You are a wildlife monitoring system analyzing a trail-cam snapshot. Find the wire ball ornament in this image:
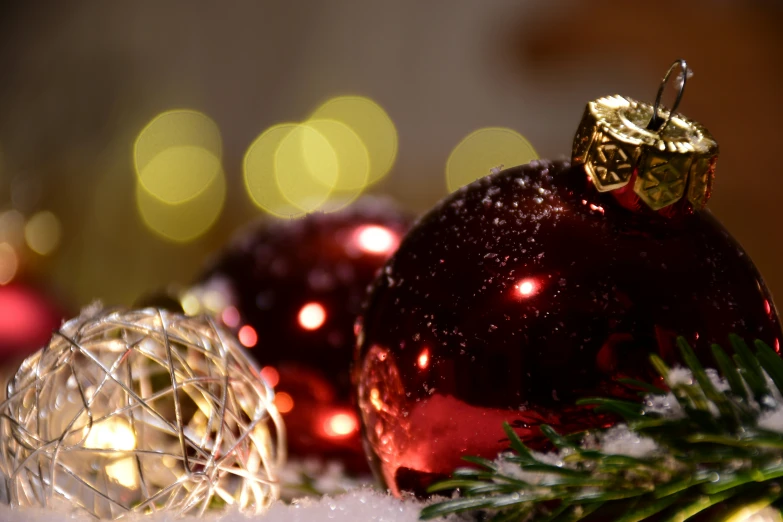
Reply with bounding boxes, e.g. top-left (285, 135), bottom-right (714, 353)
top-left (0, 307), bottom-right (286, 519)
